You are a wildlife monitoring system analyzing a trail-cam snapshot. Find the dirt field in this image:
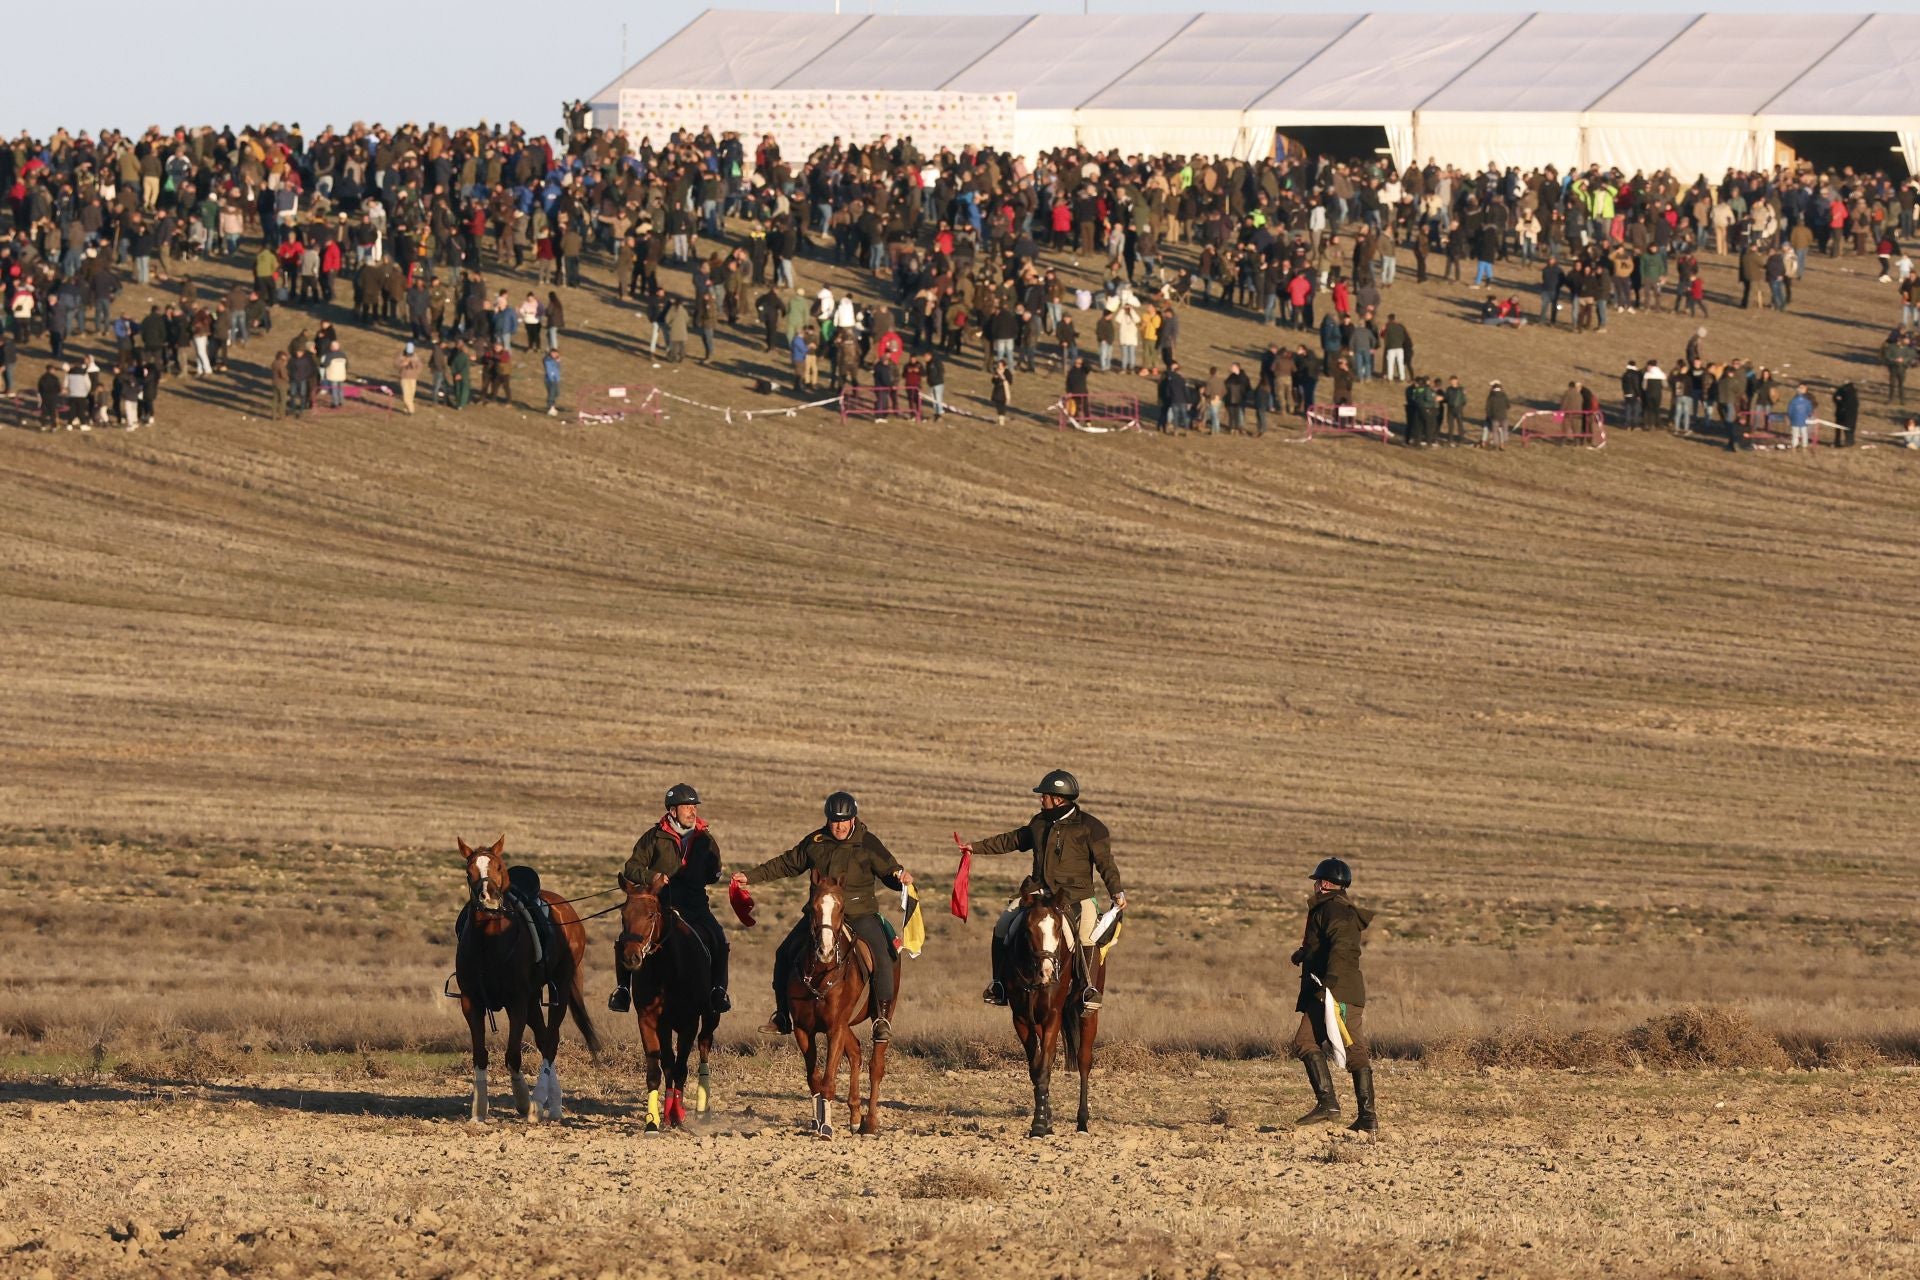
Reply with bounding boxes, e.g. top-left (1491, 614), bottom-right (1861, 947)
top-left (3, 206), bottom-right (1919, 1277)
